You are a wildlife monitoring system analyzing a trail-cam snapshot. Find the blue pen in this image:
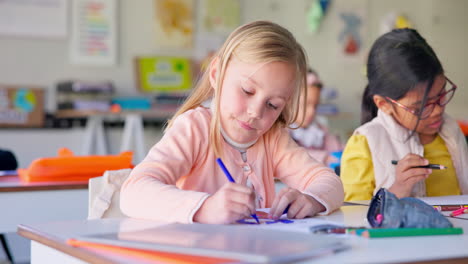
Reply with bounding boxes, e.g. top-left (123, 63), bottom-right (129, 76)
top-left (283, 204), bottom-right (291, 215)
top-left (216, 158), bottom-right (260, 224)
